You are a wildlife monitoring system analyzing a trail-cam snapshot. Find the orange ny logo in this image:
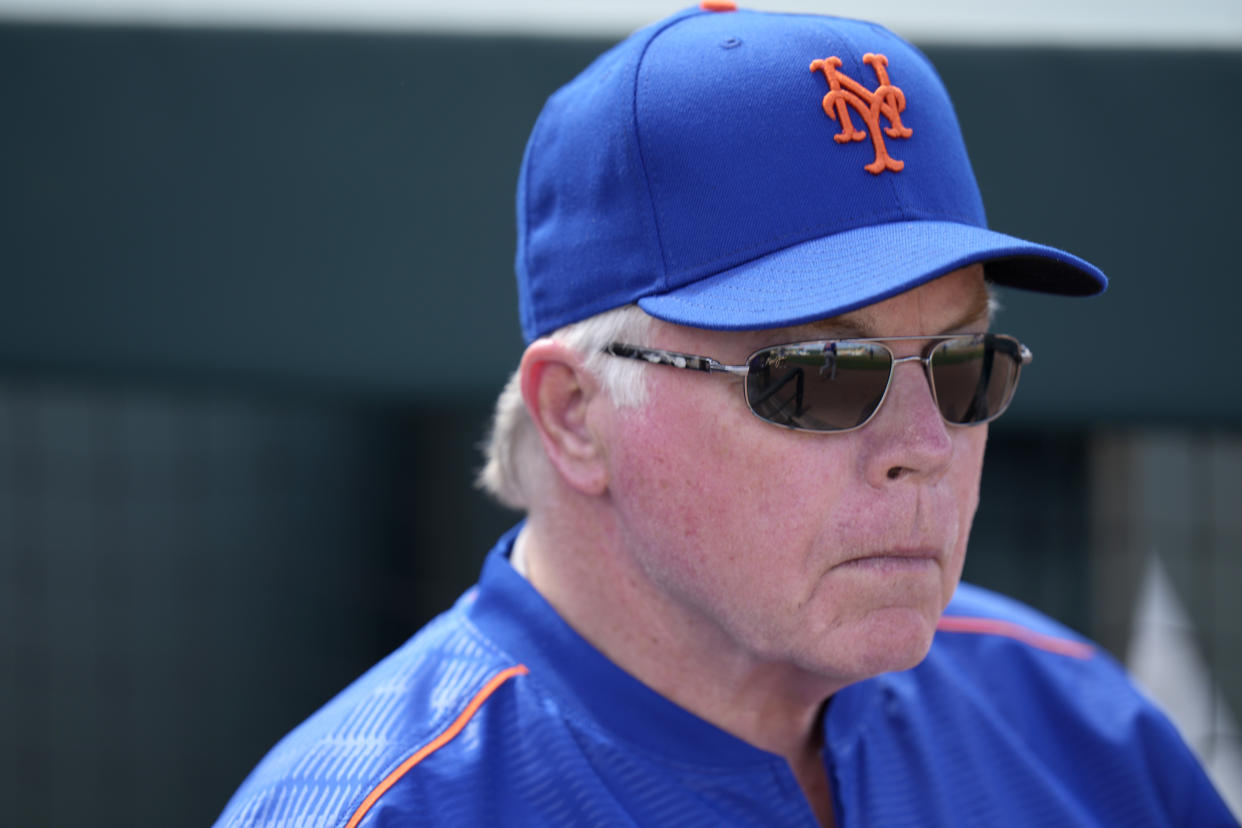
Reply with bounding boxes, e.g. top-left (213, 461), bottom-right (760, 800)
top-left (809, 53), bottom-right (912, 174)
